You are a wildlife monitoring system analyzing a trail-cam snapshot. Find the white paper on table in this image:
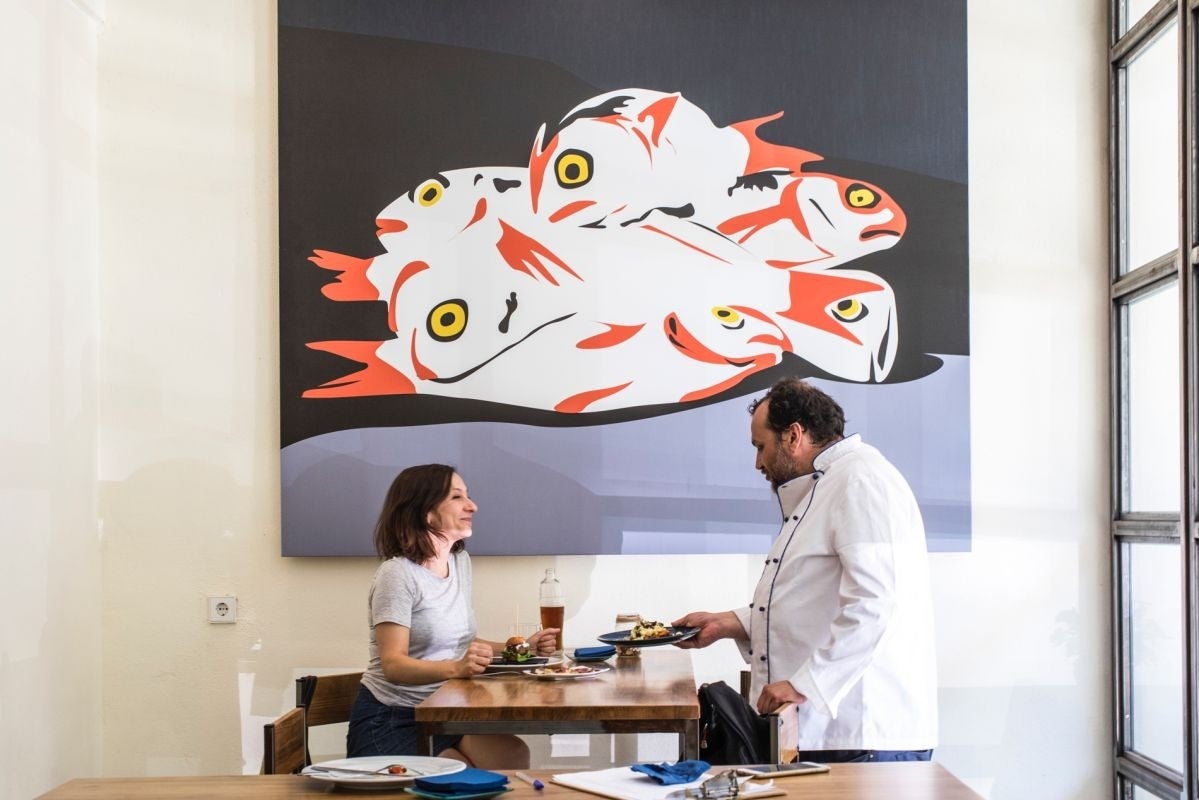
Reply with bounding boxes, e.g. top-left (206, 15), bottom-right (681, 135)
top-left (551, 768), bottom-right (781, 800)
